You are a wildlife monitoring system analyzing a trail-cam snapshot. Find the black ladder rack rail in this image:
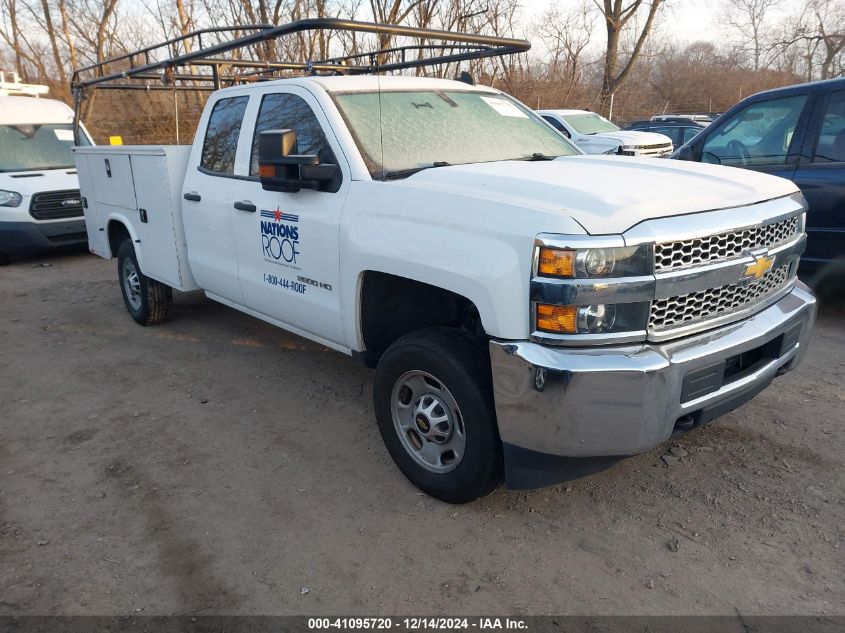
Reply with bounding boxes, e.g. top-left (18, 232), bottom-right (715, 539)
top-left (71, 18), bottom-right (530, 142)
top-left (71, 18), bottom-right (530, 92)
